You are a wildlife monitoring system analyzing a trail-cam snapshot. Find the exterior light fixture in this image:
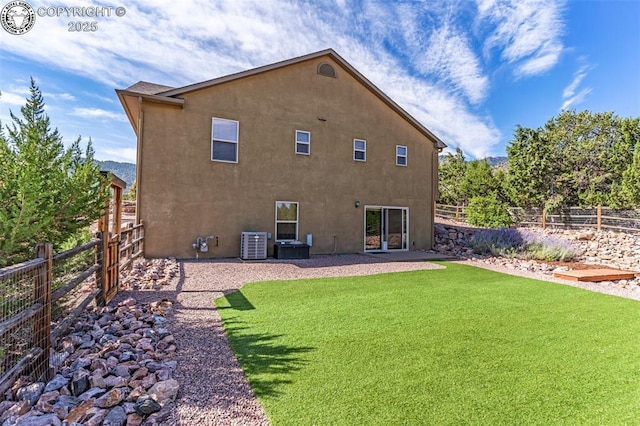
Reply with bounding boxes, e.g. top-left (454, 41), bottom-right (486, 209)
top-left (355, 200), bottom-right (360, 208)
